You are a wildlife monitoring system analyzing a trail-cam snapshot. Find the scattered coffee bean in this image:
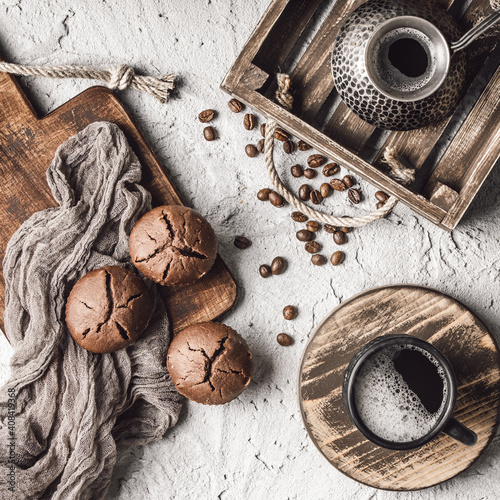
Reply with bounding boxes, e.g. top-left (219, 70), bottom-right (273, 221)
top-left (306, 220), bottom-right (320, 232)
top-left (283, 139), bottom-right (295, 154)
top-left (311, 254), bottom-right (327, 266)
top-left (377, 201), bottom-right (386, 209)
top-left (245, 144), bottom-right (258, 157)
top-left (274, 128), bottom-right (289, 141)
top-left (324, 224), bottom-right (337, 234)
top-left (330, 178), bottom-right (347, 191)
top-left (305, 241), bottom-right (321, 254)
top-left (257, 188), bottom-right (271, 201)
top-left (257, 139), bottom-right (265, 153)
top-left (320, 183), bottom-right (332, 198)
top-left (333, 230), bottom-right (347, 245)
top-left (375, 191), bottom-right (389, 202)
top-left (291, 211), bottom-right (307, 223)
top-left (304, 168), bottom-right (316, 179)
top-left (283, 305), bottom-right (297, 320)
top-left (297, 229), bottom-right (313, 242)
top-left (297, 140), bottom-right (311, 151)
top-left (198, 109), bottom-right (215, 123)
top-left (330, 251), bottom-right (345, 266)
top-left (348, 188), bottom-right (362, 204)
top-left (203, 126), bottom-right (216, 141)
top-left (323, 163), bottom-right (340, 177)
top-left (291, 164), bottom-right (303, 178)
top-left (310, 190), bottom-right (323, 205)
top-left (307, 154), bottom-right (326, 169)
top-left (298, 184), bottom-right (311, 201)
top-left (269, 191), bottom-right (285, 207)
top-left (271, 256), bottom-right (286, 275)
top-left (259, 264), bottom-right (272, 278)
top-left (244, 113), bottom-right (256, 130)
top-left (277, 333), bottom-right (293, 346)
top-left (343, 175), bottom-right (355, 187)
top-left (260, 123), bottom-right (266, 137)
top-left (340, 226), bottom-right (351, 233)
top-left (234, 236), bottom-right (251, 249)
top-left (228, 98), bottom-right (243, 113)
